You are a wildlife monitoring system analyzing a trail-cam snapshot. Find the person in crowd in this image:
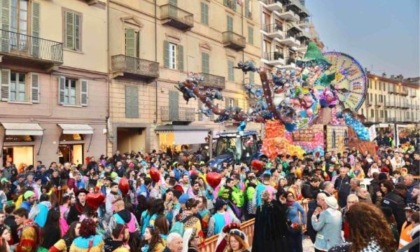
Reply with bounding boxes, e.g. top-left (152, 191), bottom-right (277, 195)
top-left (252, 190), bottom-right (290, 252)
top-left (69, 218), bottom-right (104, 252)
top-left (399, 203), bottom-right (420, 249)
top-left (13, 208), bottom-right (38, 252)
top-left (285, 191), bottom-right (306, 252)
top-left (404, 174), bottom-right (419, 204)
top-left (104, 224), bottom-right (130, 252)
top-left (207, 198), bottom-right (239, 237)
top-left (334, 167), bottom-right (351, 208)
top-left (66, 188), bottom-right (89, 225)
top-left (163, 232), bottom-right (183, 252)
top-left (226, 229), bottom-right (250, 252)
top-left (356, 187), bottom-right (372, 203)
top-left (329, 202), bottom-right (396, 252)
top-left (312, 196), bottom-right (342, 251)
top-left (381, 183), bottom-right (408, 232)
top-left (49, 221), bottom-right (81, 252)
top-left (375, 179), bottom-right (394, 206)
top-left (0, 225), bottom-right (12, 252)
top-left (38, 207), bottom-right (61, 252)
top-left (29, 193), bottom-right (51, 228)
top-left (20, 190), bottom-right (36, 212)
top-left (182, 227), bottom-right (202, 252)
top-left (409, 211), bottom-right (419, 252)
top-left (341, 194), bottom-right (359, 241)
